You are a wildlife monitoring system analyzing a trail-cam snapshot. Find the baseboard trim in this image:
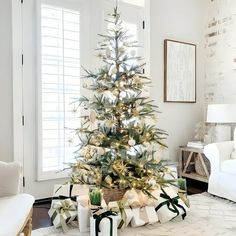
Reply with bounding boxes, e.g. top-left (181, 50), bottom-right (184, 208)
top-left (34, 197), bottom-right (52, 205)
